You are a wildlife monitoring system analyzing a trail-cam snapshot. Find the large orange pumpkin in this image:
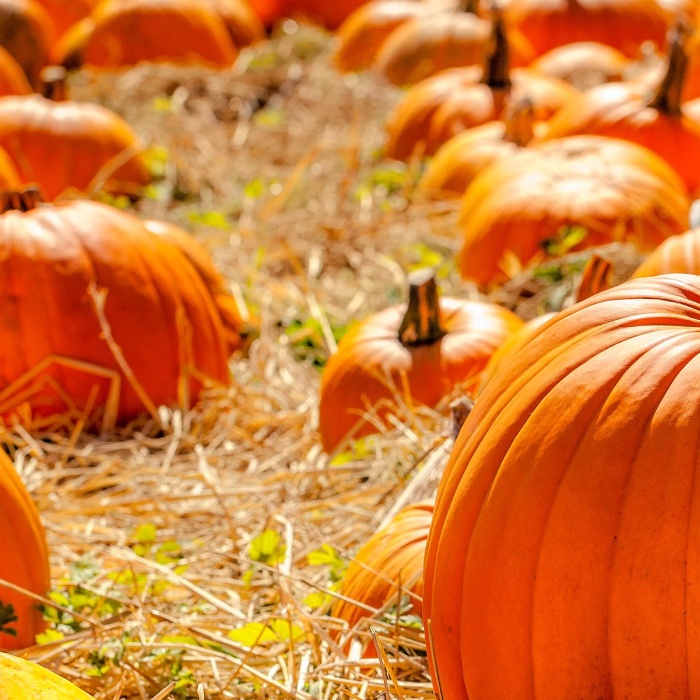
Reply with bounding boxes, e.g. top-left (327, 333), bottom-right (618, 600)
top-left (318, 269), bottom-right (523, 452)
top-left (0, 652), bottom-right (93, 697)
top-left (424, 272), bottom-right (700, 699)
top-left (0, 71), bottom-right (152, 200)
top-left (0, 451), bottom-right (50, 650)
top-left (73, 0), bottom-right (237, 69)
top-left (539, 23), bottom-right (700, 196)
top-left (333, 500), bottom-right (434, 635)
top-left (0, 188), bottom-right (231, 431)
top-left (458, 135), bottom-right (690, 287)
